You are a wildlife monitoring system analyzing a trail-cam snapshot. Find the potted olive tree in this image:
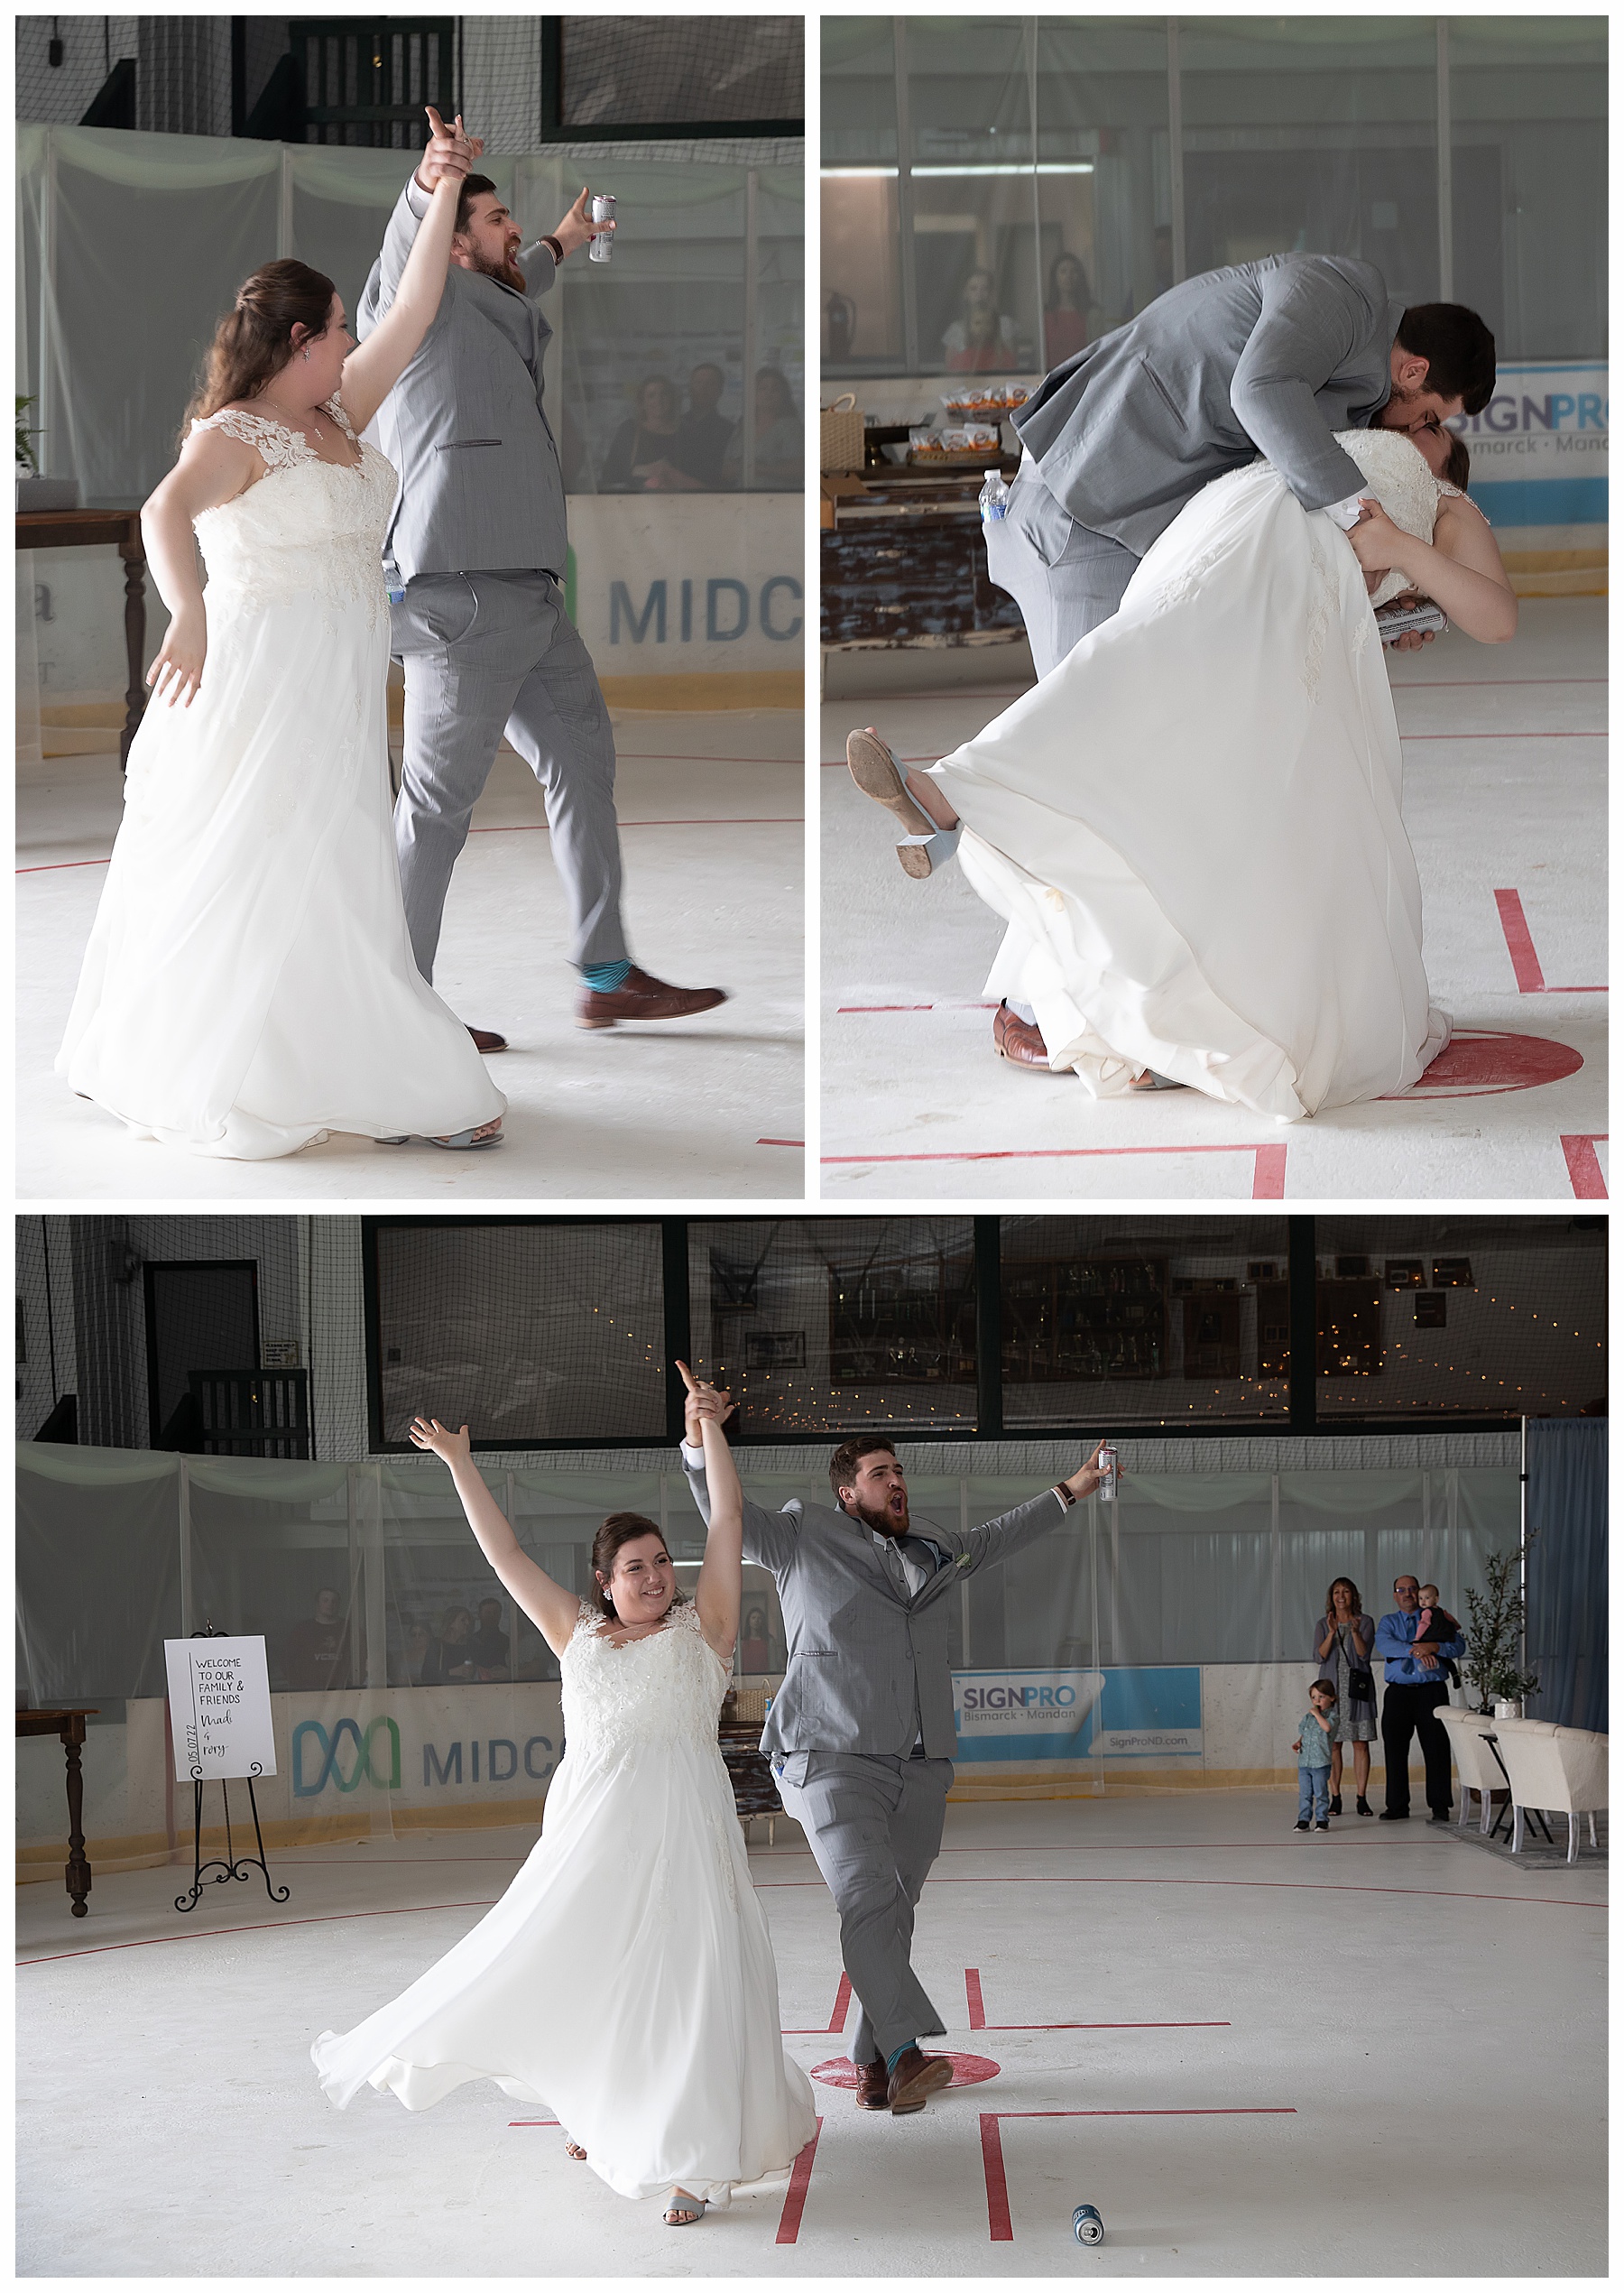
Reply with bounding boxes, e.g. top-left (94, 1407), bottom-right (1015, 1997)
top-left (16, 396), bottom-right (78, 510)
top-left (1461, 1535), bottom-right (1541, 1719)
